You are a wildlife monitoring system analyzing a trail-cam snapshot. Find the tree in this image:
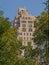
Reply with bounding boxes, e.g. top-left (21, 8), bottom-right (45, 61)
top-left (0, 10), bottom-right (22, 65)
top-left (24, 43), bottom-right (40, 65)
top-left (33, 12), bottom-right (49, 65)
top-left (0, 27), bottom-right (22, 65)
top-left (44, 0), bottom-right (49, 14)
top-left (0, 17), bottom-right (11, 37)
